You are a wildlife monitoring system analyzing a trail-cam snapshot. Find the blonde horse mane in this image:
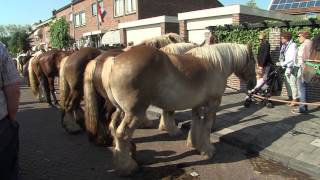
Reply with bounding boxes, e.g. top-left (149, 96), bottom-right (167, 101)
top-left (187, 43), bottom-right (251, 75)
top-left (140, 33), bottom-right (184, 48)
top-left (28, 50), bottom-right (44, 98)
top-left (160, 43), bottom-right (198, 54)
